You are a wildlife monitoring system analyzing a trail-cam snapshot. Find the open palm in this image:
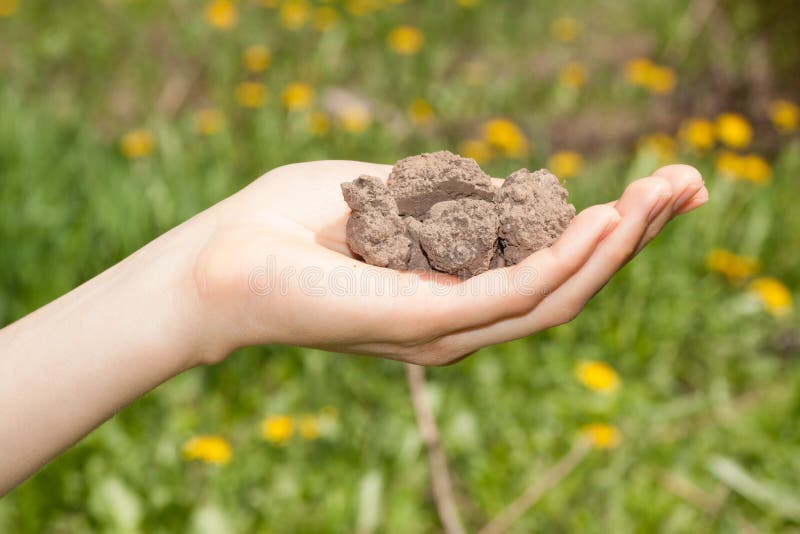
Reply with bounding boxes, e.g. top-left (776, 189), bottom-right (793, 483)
top-left (192, 160), bottom-right (708, 365)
